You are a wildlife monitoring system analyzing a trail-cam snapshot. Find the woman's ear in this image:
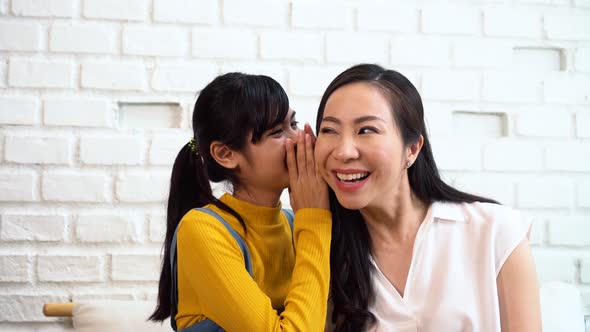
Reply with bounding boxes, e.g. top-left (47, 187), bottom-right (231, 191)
top-left (210, 141), bottom-right (239, 170)
top-left (406, 134), bottom-right (424, 163)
